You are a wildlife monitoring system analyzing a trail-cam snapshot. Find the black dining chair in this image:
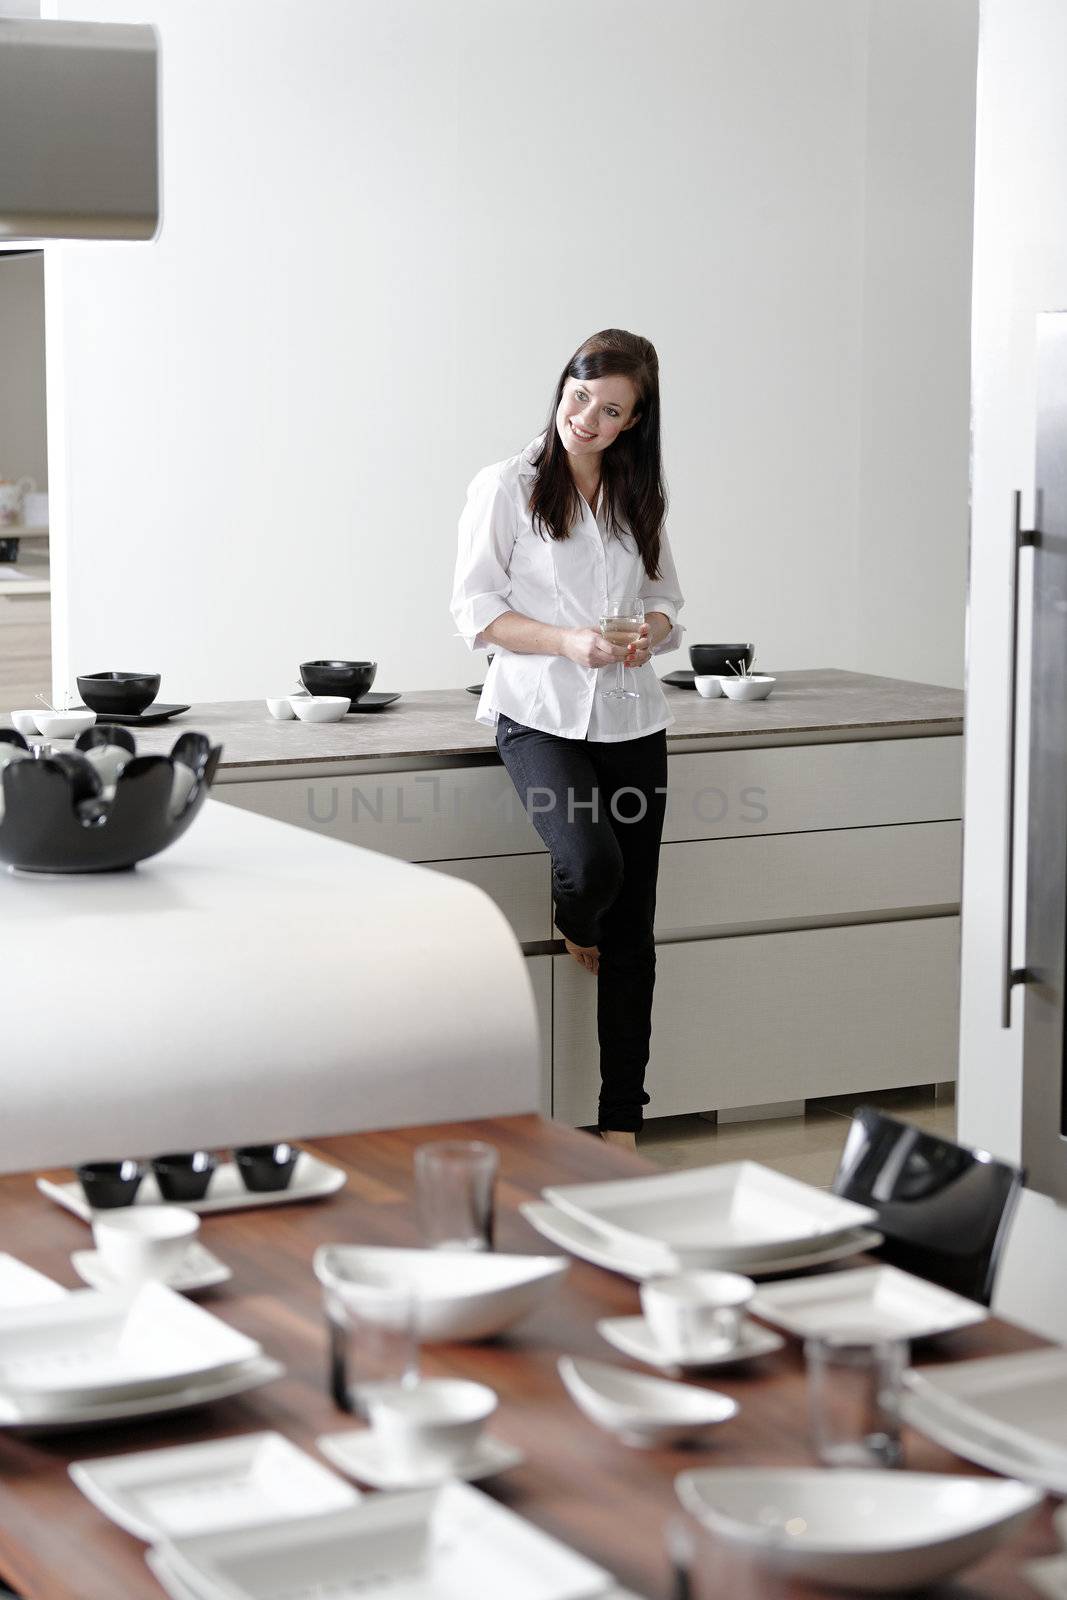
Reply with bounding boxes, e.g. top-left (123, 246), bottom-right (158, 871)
top-left (830, 1106), bottom-right (1025, 1306)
